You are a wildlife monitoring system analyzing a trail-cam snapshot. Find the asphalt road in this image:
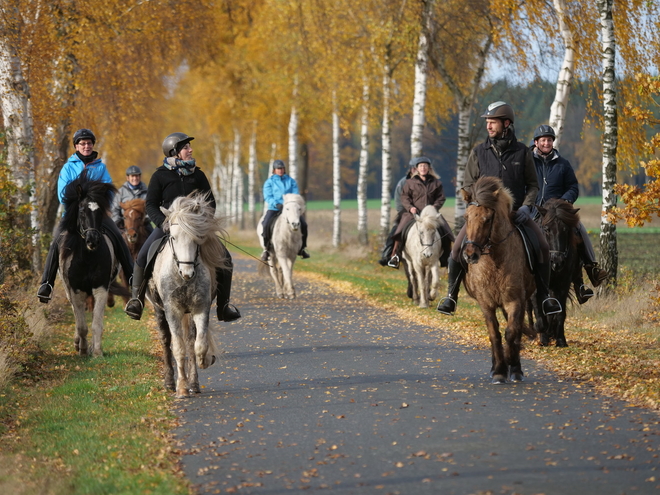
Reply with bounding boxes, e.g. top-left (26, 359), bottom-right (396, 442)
top-left (174, 257), bottom-right (659, 495)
